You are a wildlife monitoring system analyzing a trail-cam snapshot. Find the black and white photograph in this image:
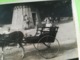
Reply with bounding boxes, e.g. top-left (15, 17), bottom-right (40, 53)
top-left (0, 0), bottom-right (78, 60)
